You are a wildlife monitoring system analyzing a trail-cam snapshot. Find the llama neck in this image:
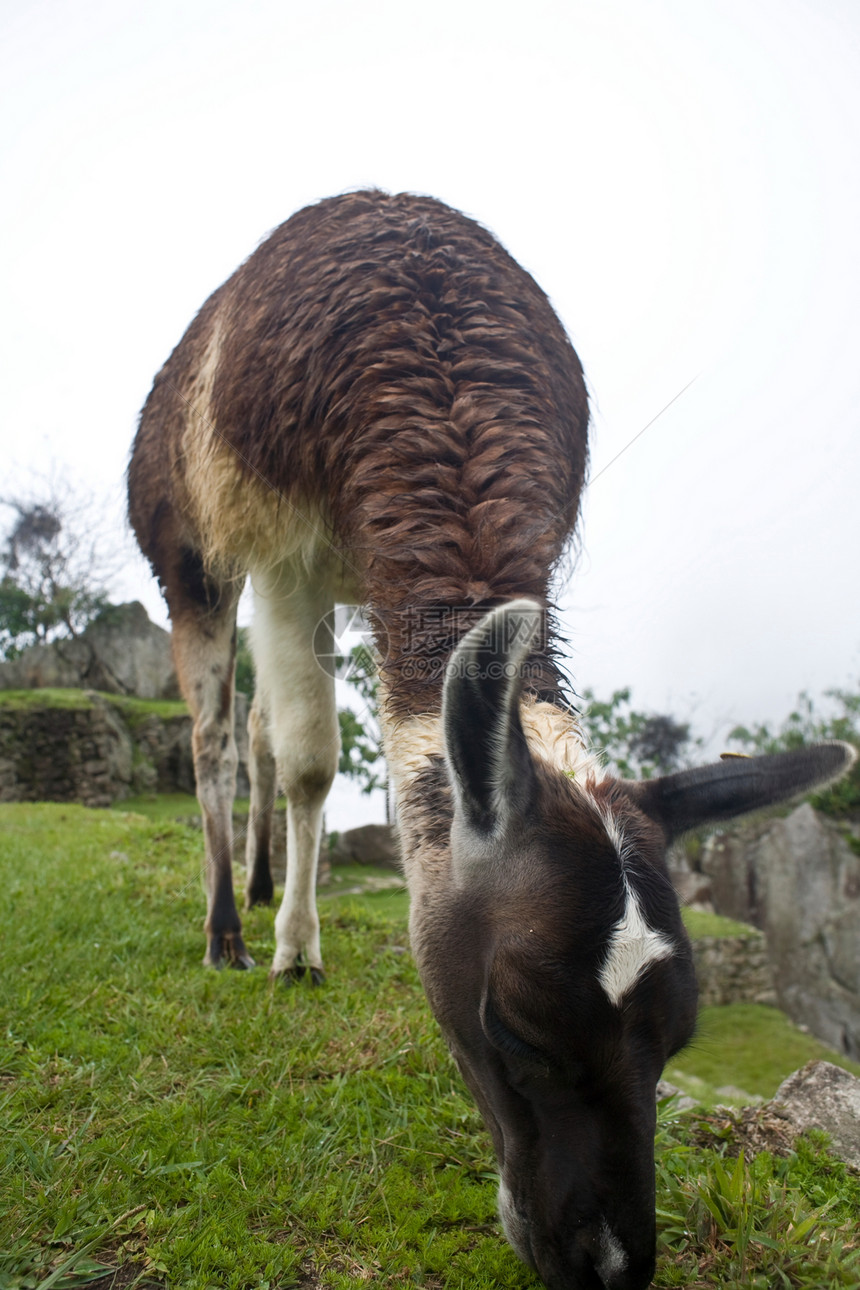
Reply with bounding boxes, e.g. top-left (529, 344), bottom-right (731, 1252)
top-left (379, 688), bottom-right (602, 804)
top-left (380, 687), bottom-right (603, 900)
top-left (369, 595), bottom-right (570, 721)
